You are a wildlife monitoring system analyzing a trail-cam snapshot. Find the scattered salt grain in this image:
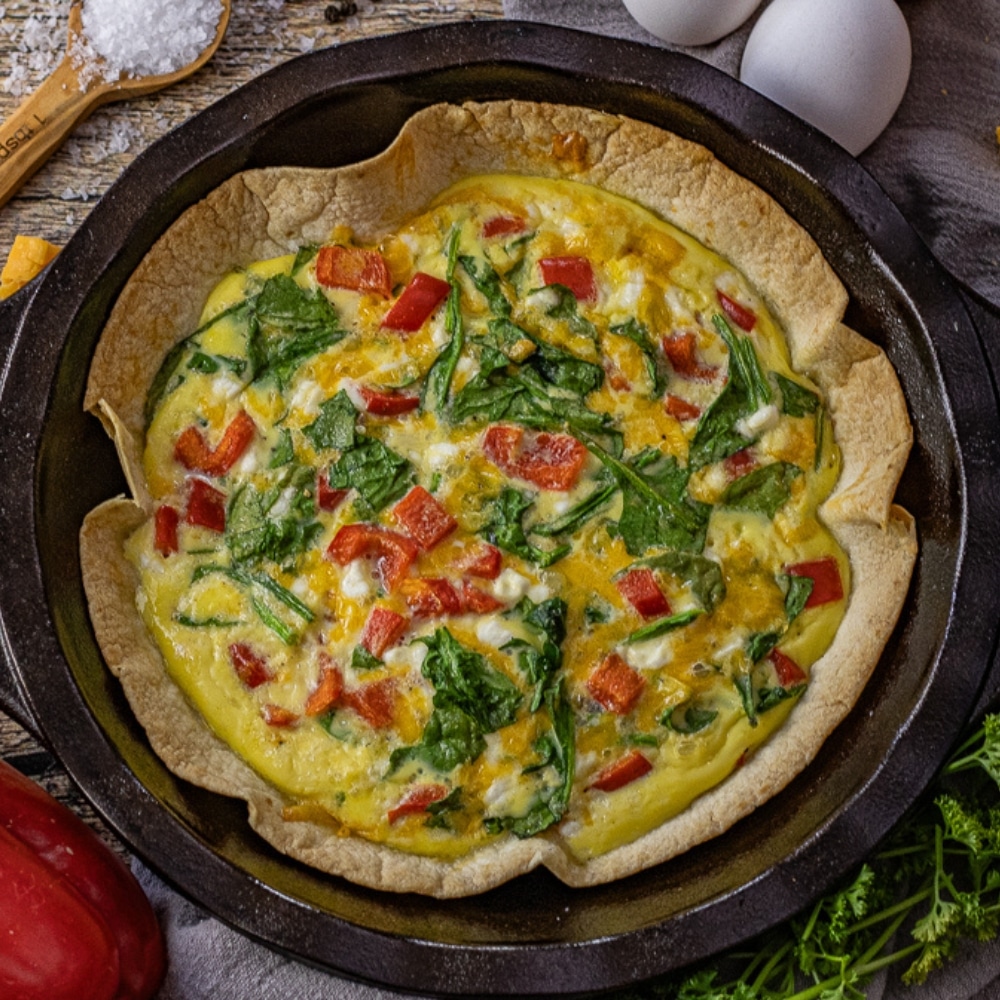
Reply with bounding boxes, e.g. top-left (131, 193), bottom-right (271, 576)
top-left (74, 0), bottom-right (224, 83)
